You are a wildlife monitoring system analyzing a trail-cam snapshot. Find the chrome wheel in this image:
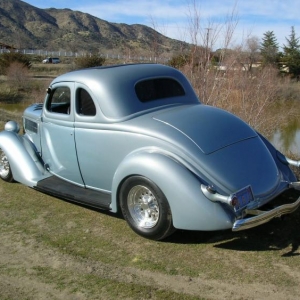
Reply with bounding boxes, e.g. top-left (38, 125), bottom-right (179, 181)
top-left (0, 149), bottom-right (13, 182)
top-left (127, 185), bottom-right (159, 228)
top-left (120, 176), bottom-right (175, 240)
top-left (0, 150), bottom-right (10, 178)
